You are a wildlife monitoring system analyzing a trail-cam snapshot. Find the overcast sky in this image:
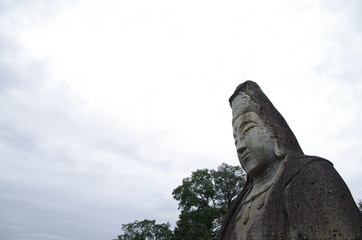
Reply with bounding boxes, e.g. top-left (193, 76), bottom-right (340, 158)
top-left (0, 0), bottom-right (361, 239)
